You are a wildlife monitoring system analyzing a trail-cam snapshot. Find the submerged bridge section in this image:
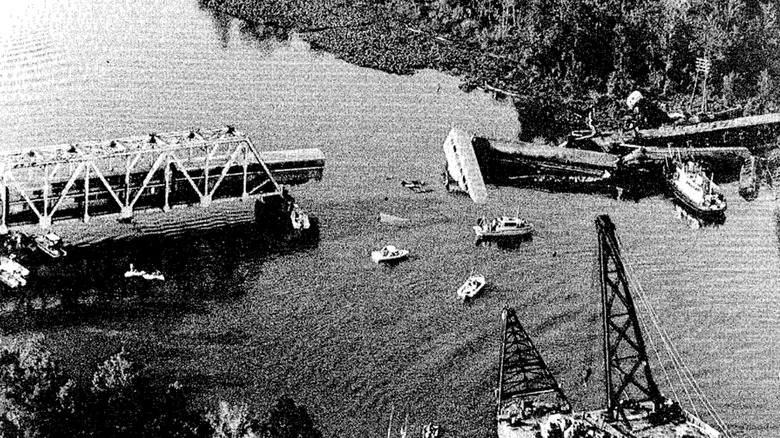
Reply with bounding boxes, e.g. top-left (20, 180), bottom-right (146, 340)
top-left (0, 127), bottom-right (324, 231)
